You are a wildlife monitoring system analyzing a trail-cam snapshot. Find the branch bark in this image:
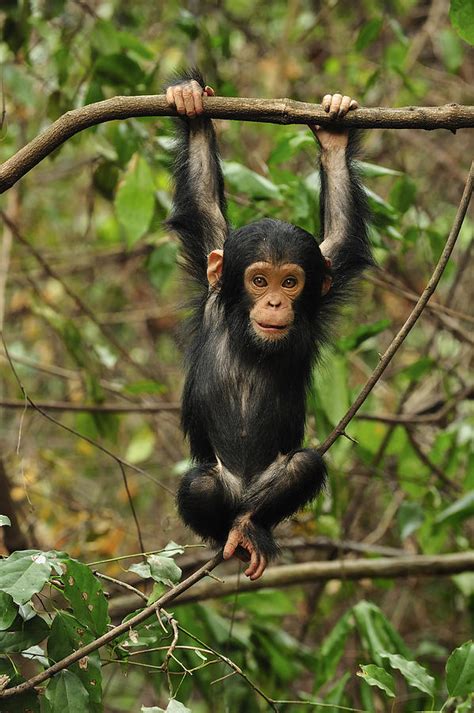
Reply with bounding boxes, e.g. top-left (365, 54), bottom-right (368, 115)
top-left (0, 95), bottom-right (473, 193)
top-left (106, 551), bottom-right (474, 618)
